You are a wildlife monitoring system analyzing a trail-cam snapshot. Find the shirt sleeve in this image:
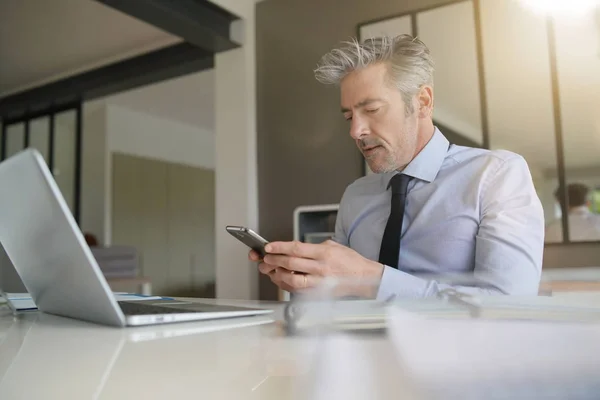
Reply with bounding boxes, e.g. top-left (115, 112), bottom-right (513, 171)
top-left (376, 155), bottom-right (545, 300)
top-left (332, 189), bottom-right (349, 246)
